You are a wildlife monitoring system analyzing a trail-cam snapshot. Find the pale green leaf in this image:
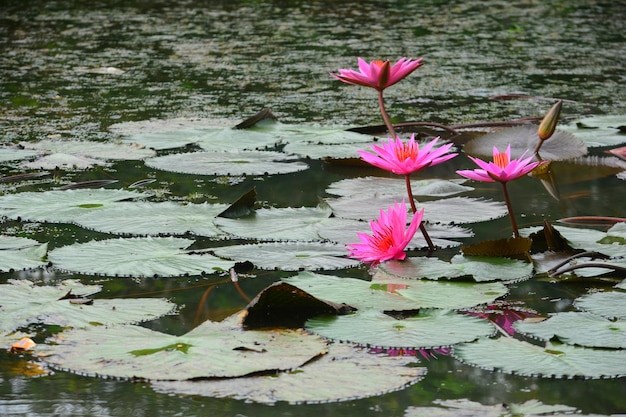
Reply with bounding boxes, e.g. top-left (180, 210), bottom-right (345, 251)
top-left (326, 177), bottom-right (473, 198)
top-left (573, 291), bottom-right (626, 320)
top-left (0, 236), bottom-right (48, 272)
top-left (560, 115), bottom-right (626, 148)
